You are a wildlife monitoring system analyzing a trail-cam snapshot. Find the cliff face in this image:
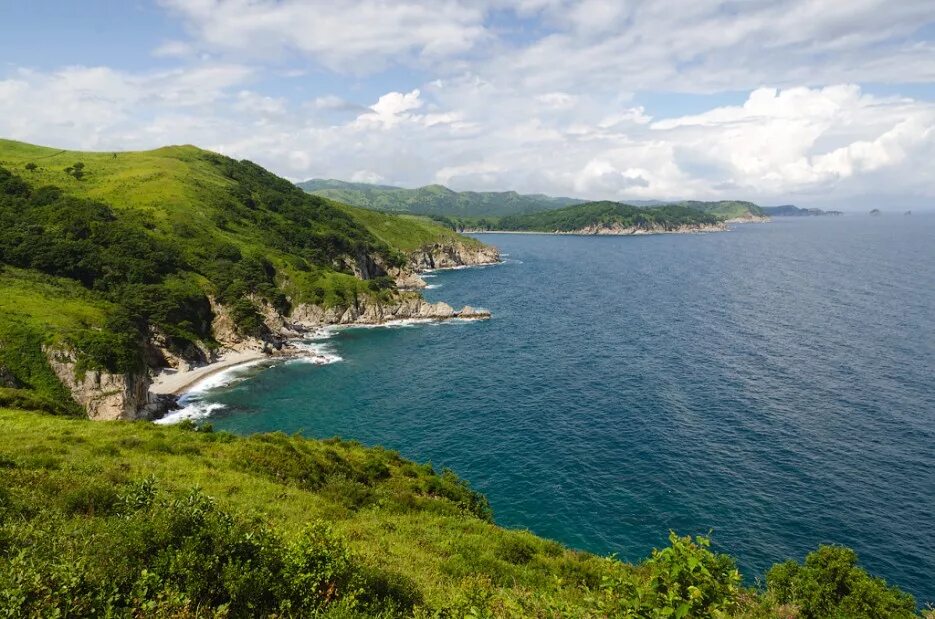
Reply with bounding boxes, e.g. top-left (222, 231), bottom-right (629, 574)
top-left (66, 240), bottom-right (499, 421)
top-left (723, 214), bottom-right (771, 224)
top-left (43, 347), bottom-right (170, 421)
top-left (408, 243), bottom-right (501, 271)
top-left (345, 242), bottom-right (500, 290)
top-left (290, 294), bottom-right (490, 326)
